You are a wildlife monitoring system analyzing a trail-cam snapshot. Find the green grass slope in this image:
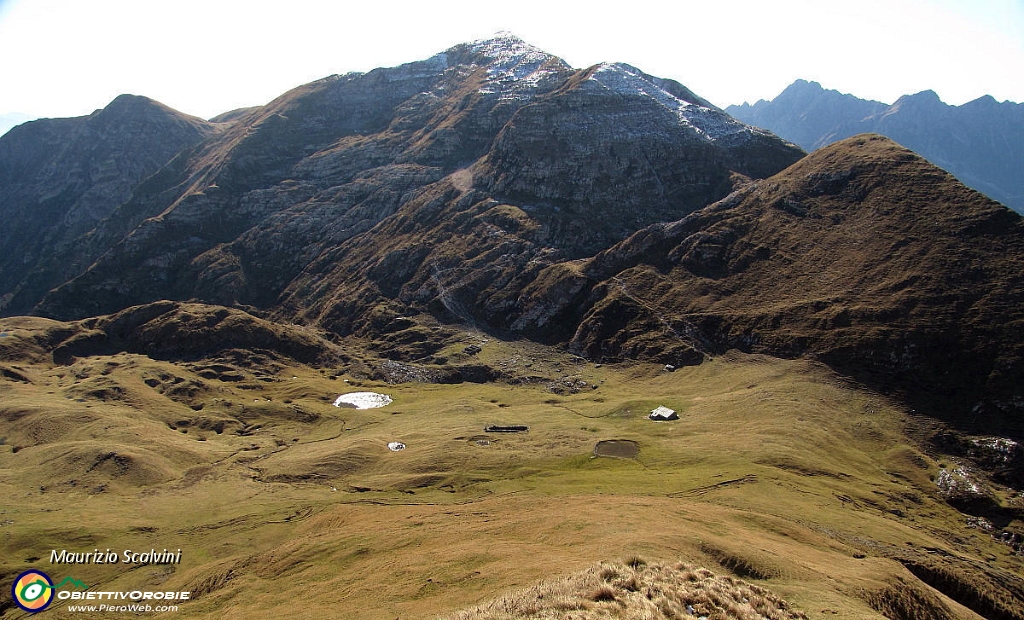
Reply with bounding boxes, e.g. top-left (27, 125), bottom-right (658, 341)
top-left (0, 317), bottom-right (1021, 619)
